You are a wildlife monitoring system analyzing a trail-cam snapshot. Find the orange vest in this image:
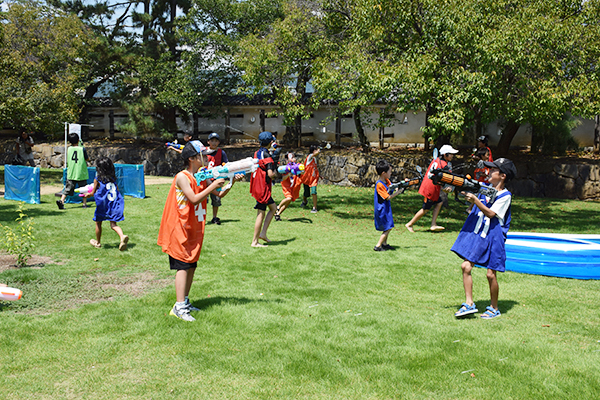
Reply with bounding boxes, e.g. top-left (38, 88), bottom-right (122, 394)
top-left (302, 155), bottom-right (319, 186)
top-left (157, 170), bottom-right (207, 263)
top-left (418, 157), bottom-right (449, 201)
top-left (281, 175), bottom-right (302, 201)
